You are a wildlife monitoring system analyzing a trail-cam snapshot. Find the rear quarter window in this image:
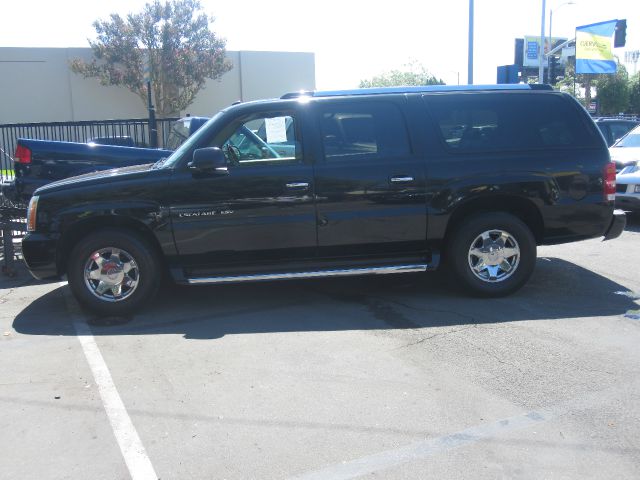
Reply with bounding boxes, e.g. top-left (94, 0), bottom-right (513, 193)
top-left (424, 93), bottom-right (600, 152)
